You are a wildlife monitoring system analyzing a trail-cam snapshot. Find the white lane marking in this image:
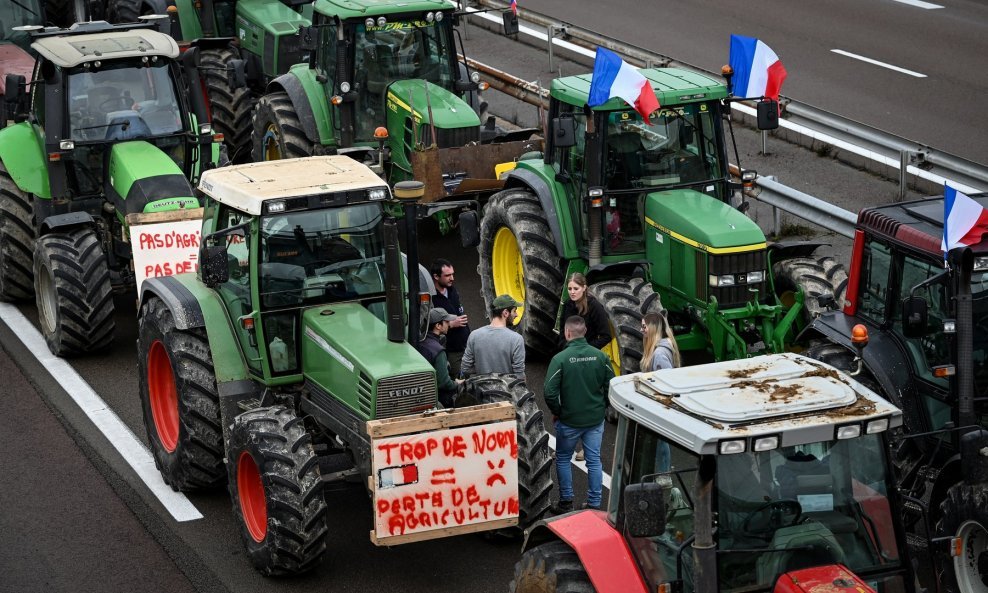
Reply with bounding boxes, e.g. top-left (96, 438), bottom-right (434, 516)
top-left (831, 49), bottom-right (927, 78)
top-left (0, 303), bottom-right (203, 522)
top-left (548, 434), bottom-right (613, 488)
top-left (890, 0), bottom-right (943, 9)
